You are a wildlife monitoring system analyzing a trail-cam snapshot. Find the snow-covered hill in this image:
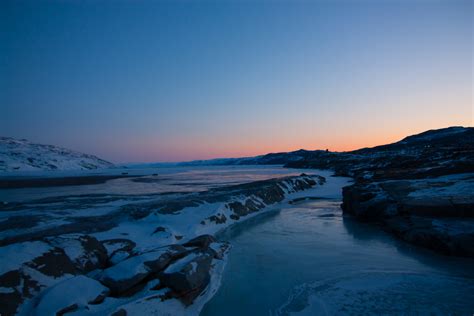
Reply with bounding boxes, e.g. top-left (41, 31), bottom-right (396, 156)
top-left (0, 137), bottom-right (115, 172)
